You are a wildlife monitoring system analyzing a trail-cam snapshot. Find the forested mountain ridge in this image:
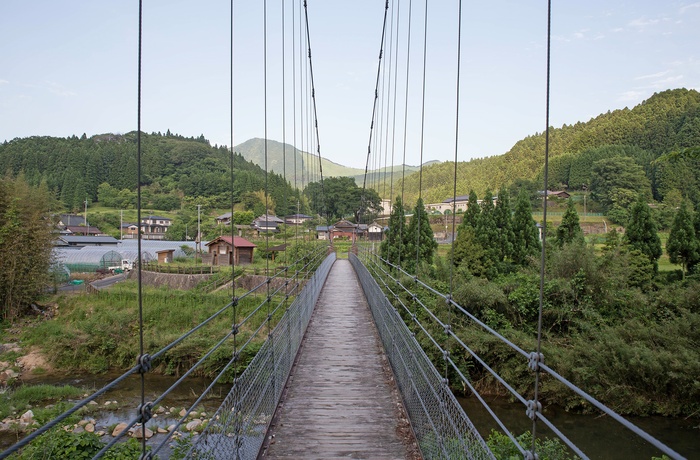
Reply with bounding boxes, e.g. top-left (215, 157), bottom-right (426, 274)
top-left (0, 131), bottom-right (302, 217)
top-left (394, 88), bottom-right (700, 206)
top-left (234, 137), bottom-right (427, 188)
